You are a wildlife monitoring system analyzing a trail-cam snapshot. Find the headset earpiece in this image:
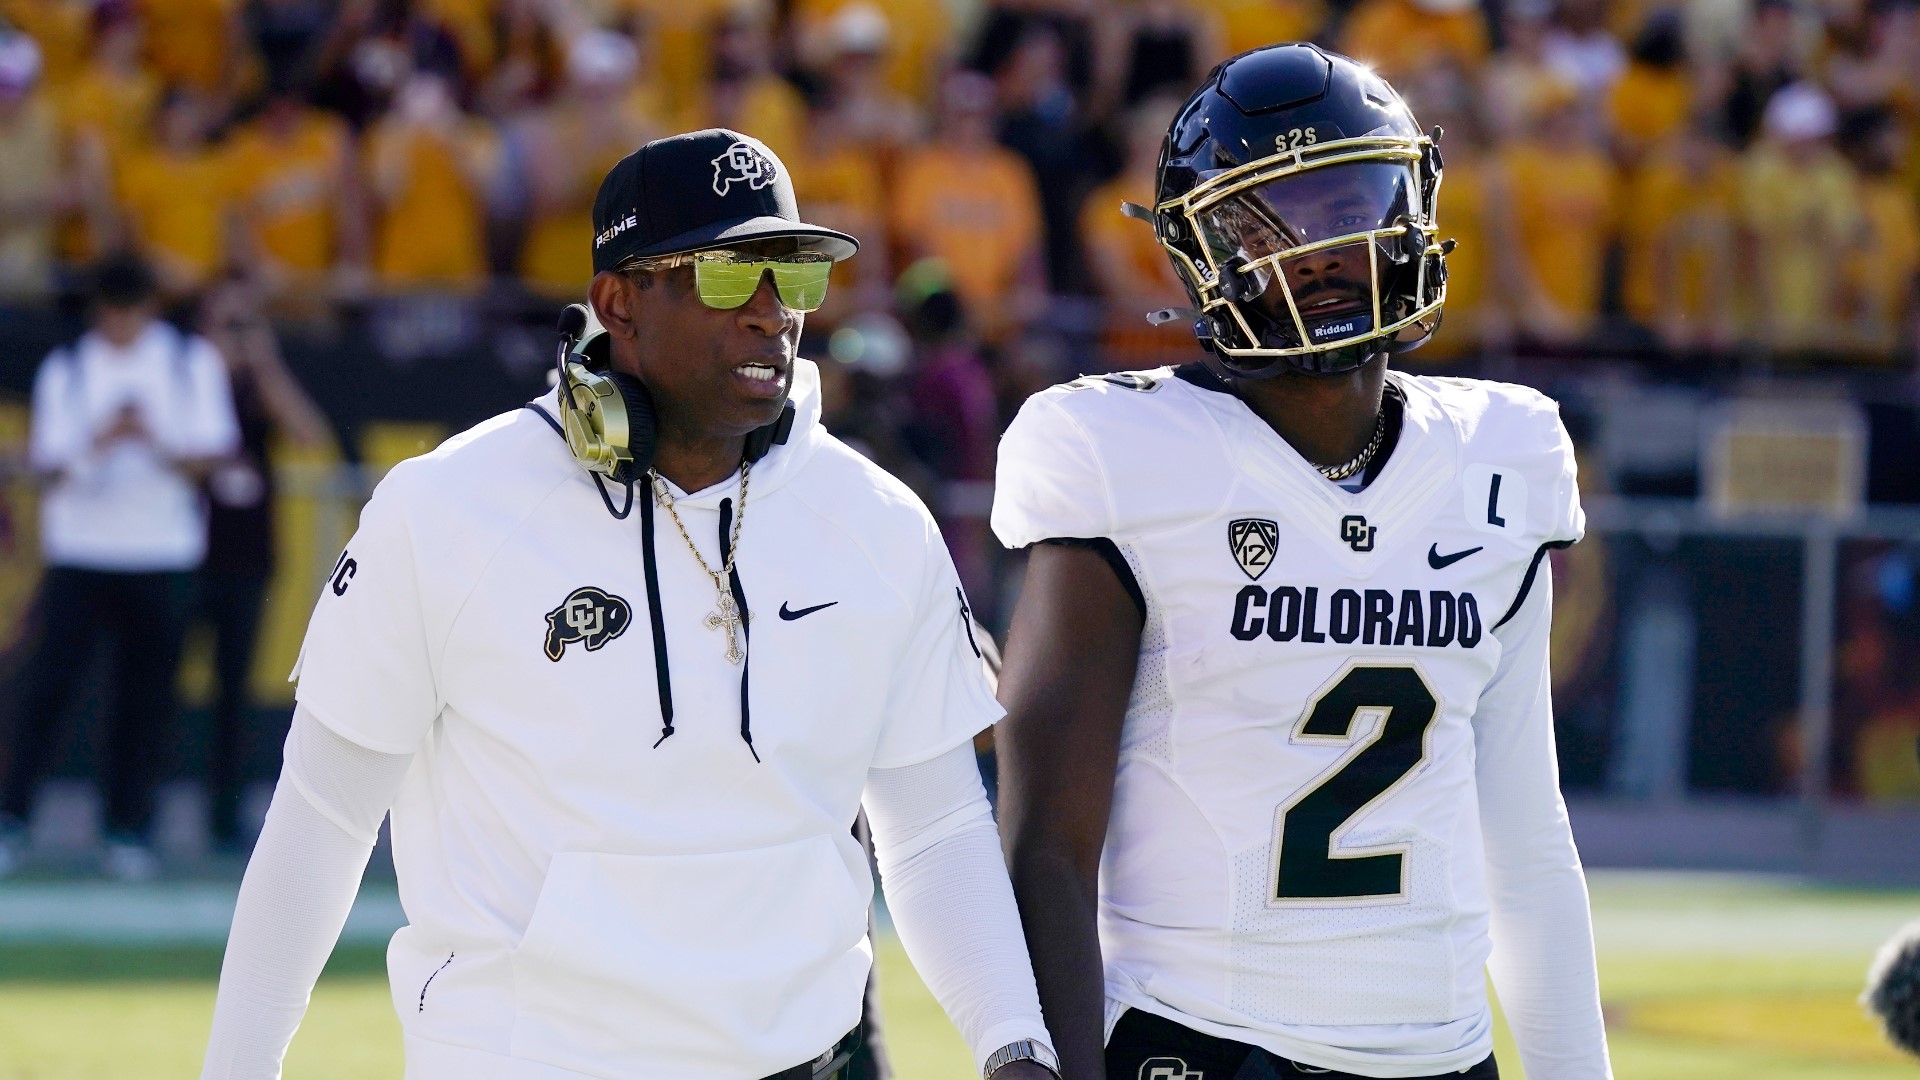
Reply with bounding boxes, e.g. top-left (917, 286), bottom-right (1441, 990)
top-left (552, 302), bottom-right (792, 484)
top-left (605, 372), bottom-right (656, 481)
top-left (555, 303), bottom-right (658, 484)
top-left (559, 360), bottom-right (655, 482)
